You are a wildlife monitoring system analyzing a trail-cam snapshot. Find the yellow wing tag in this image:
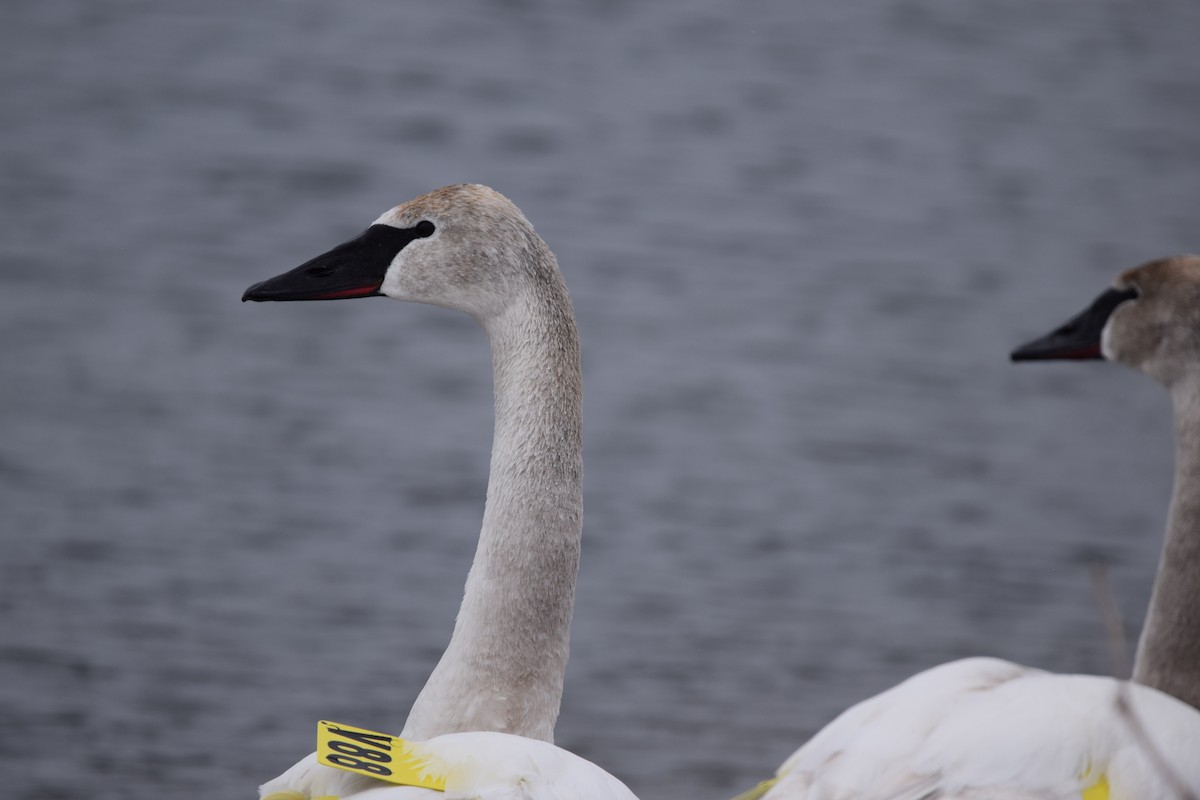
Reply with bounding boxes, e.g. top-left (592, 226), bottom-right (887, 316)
top-left (317, 720), bottom-right (447, 791)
